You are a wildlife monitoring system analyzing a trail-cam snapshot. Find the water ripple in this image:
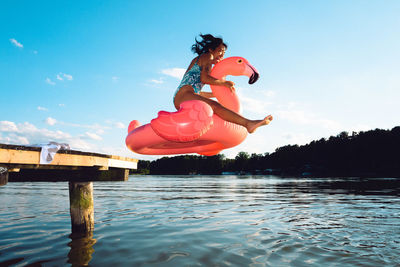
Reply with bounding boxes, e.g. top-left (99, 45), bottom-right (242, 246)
top-left (0, 176), bottom-right (399, 266)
